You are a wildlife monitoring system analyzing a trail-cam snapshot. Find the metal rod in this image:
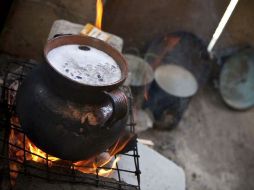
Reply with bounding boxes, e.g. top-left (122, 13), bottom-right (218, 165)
top-left (115, 155), bottom-right (122, 190)
top-left (207, 0), bottom-right (240, 54)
